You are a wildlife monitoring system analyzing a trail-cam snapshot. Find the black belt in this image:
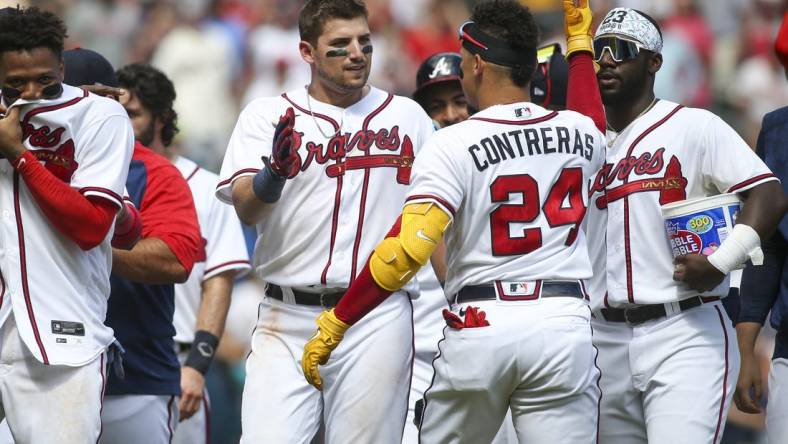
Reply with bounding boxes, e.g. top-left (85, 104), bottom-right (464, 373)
top-left (600, 296), bottom-right (719, 325)
top-left (455, 281), bottom-right (584, 304)
top-left (266, 284), bottom-right (345, 308)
